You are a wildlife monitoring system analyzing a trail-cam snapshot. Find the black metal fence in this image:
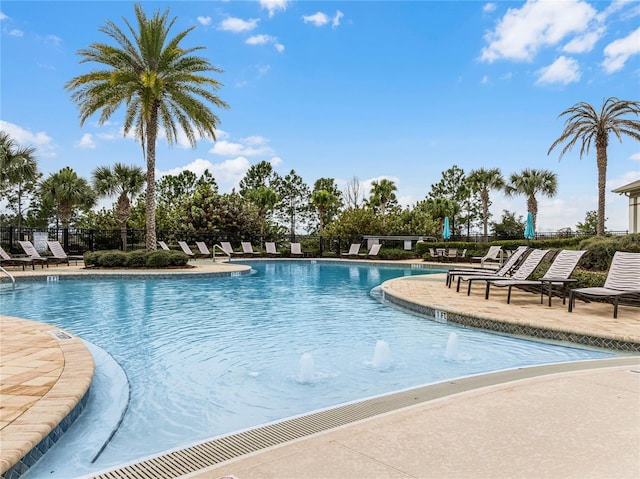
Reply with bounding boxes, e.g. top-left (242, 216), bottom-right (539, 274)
top-left (0, 226), bottom-right (630, 257)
